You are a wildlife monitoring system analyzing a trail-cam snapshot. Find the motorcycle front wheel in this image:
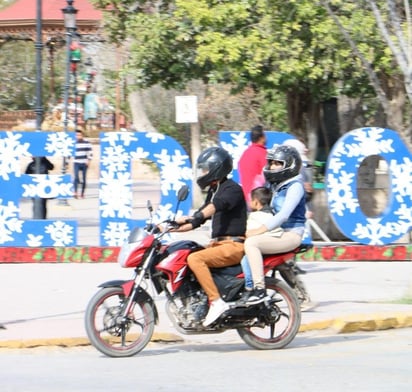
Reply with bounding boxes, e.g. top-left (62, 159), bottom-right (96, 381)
top-left (237, 278), bottom-right (301, 350)
top-left (84, 287), bottom-right (155, 357)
